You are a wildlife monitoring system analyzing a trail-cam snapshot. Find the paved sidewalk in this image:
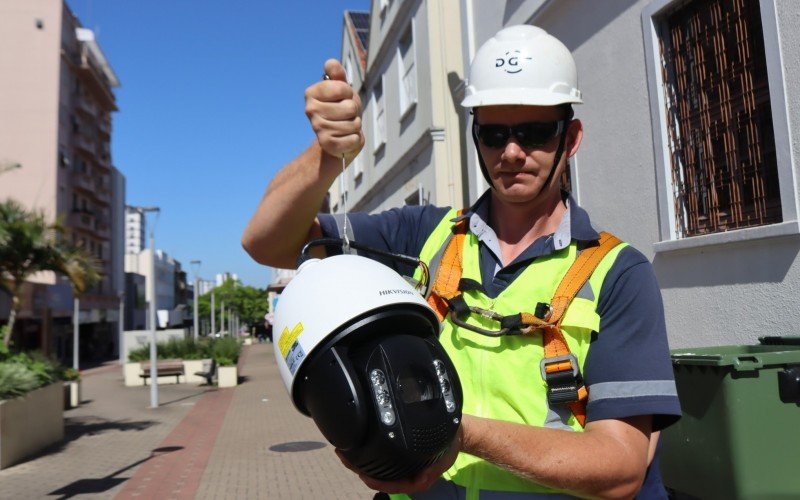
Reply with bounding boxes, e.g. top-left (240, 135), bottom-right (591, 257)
top-left (0, 343), bottom-right (374, 499)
